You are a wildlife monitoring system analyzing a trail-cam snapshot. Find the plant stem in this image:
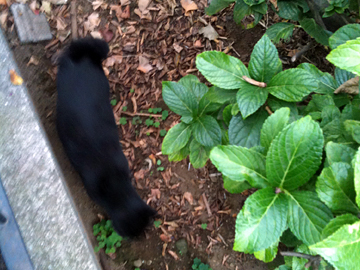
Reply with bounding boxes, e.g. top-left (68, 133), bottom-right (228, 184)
top-left (305, 0), bottom-right (327, 30)
top-left (291, 40), bottom-right (314, 62)
top-left (280, 251), bottom-right (315, 260)
top-left (121, 111), bottom-right (163, 118)
top-left (242, 76), bottom-right (267, 88)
